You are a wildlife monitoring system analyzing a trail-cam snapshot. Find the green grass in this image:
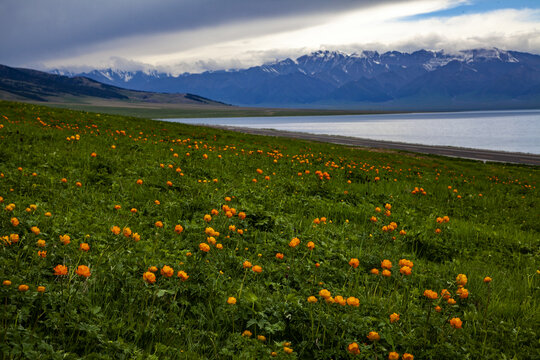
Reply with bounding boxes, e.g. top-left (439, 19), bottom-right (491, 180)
top-left (0, 100), bottom-right (538, 359)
